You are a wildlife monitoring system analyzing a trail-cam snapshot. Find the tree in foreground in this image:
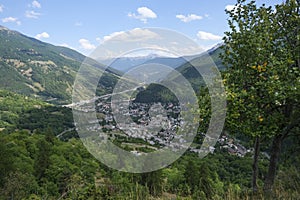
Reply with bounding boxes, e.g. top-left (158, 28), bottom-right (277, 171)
top-left (221, 0), bottom-right (300, 194)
